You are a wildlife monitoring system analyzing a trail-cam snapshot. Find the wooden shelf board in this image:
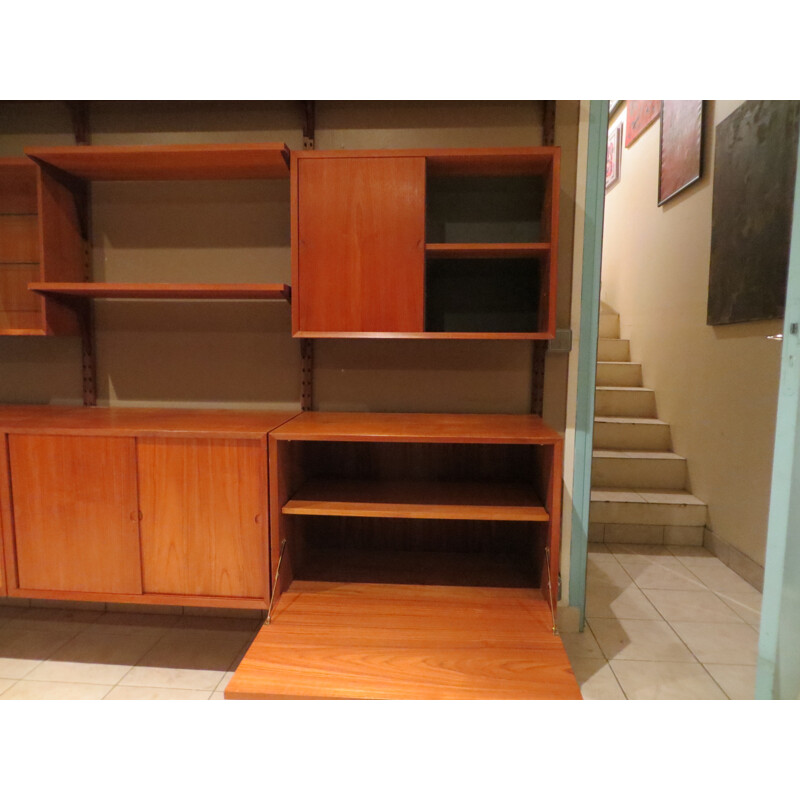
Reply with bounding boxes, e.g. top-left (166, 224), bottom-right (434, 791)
top-left (271, 411), bottom-right (561, 445)
top-left (29, 282), bottom-right (291, 301)
top-left (294, 147), bottom-right (557, 176)
top-left (0, 405), bottom-right (299, 438)
top-left (0, 329), bottom-right (46, 337)
top-left (225, 580), bottom-right (580, 700)
top-left (425, 242), bottom-right (550, 259)
top-left (284, 479), bottom-right (548, 522)
top-left (25, 143), bottom-right (290, 181)
top-left (294, 330), bottom-right (554, 340)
